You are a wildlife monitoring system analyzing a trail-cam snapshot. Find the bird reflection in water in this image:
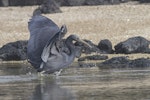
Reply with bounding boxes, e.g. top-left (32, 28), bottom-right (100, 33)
top-left (31, 77), bottom-right (77, 100)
